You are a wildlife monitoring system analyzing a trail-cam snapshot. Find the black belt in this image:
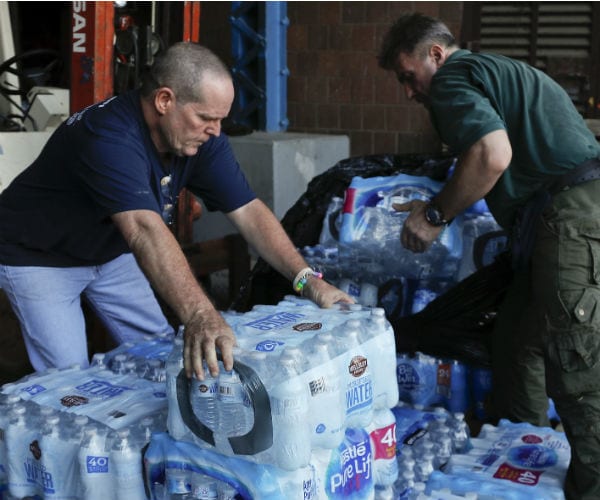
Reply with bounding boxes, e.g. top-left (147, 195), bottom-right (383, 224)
top-left (549, 157), bottom-right (600, 195)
